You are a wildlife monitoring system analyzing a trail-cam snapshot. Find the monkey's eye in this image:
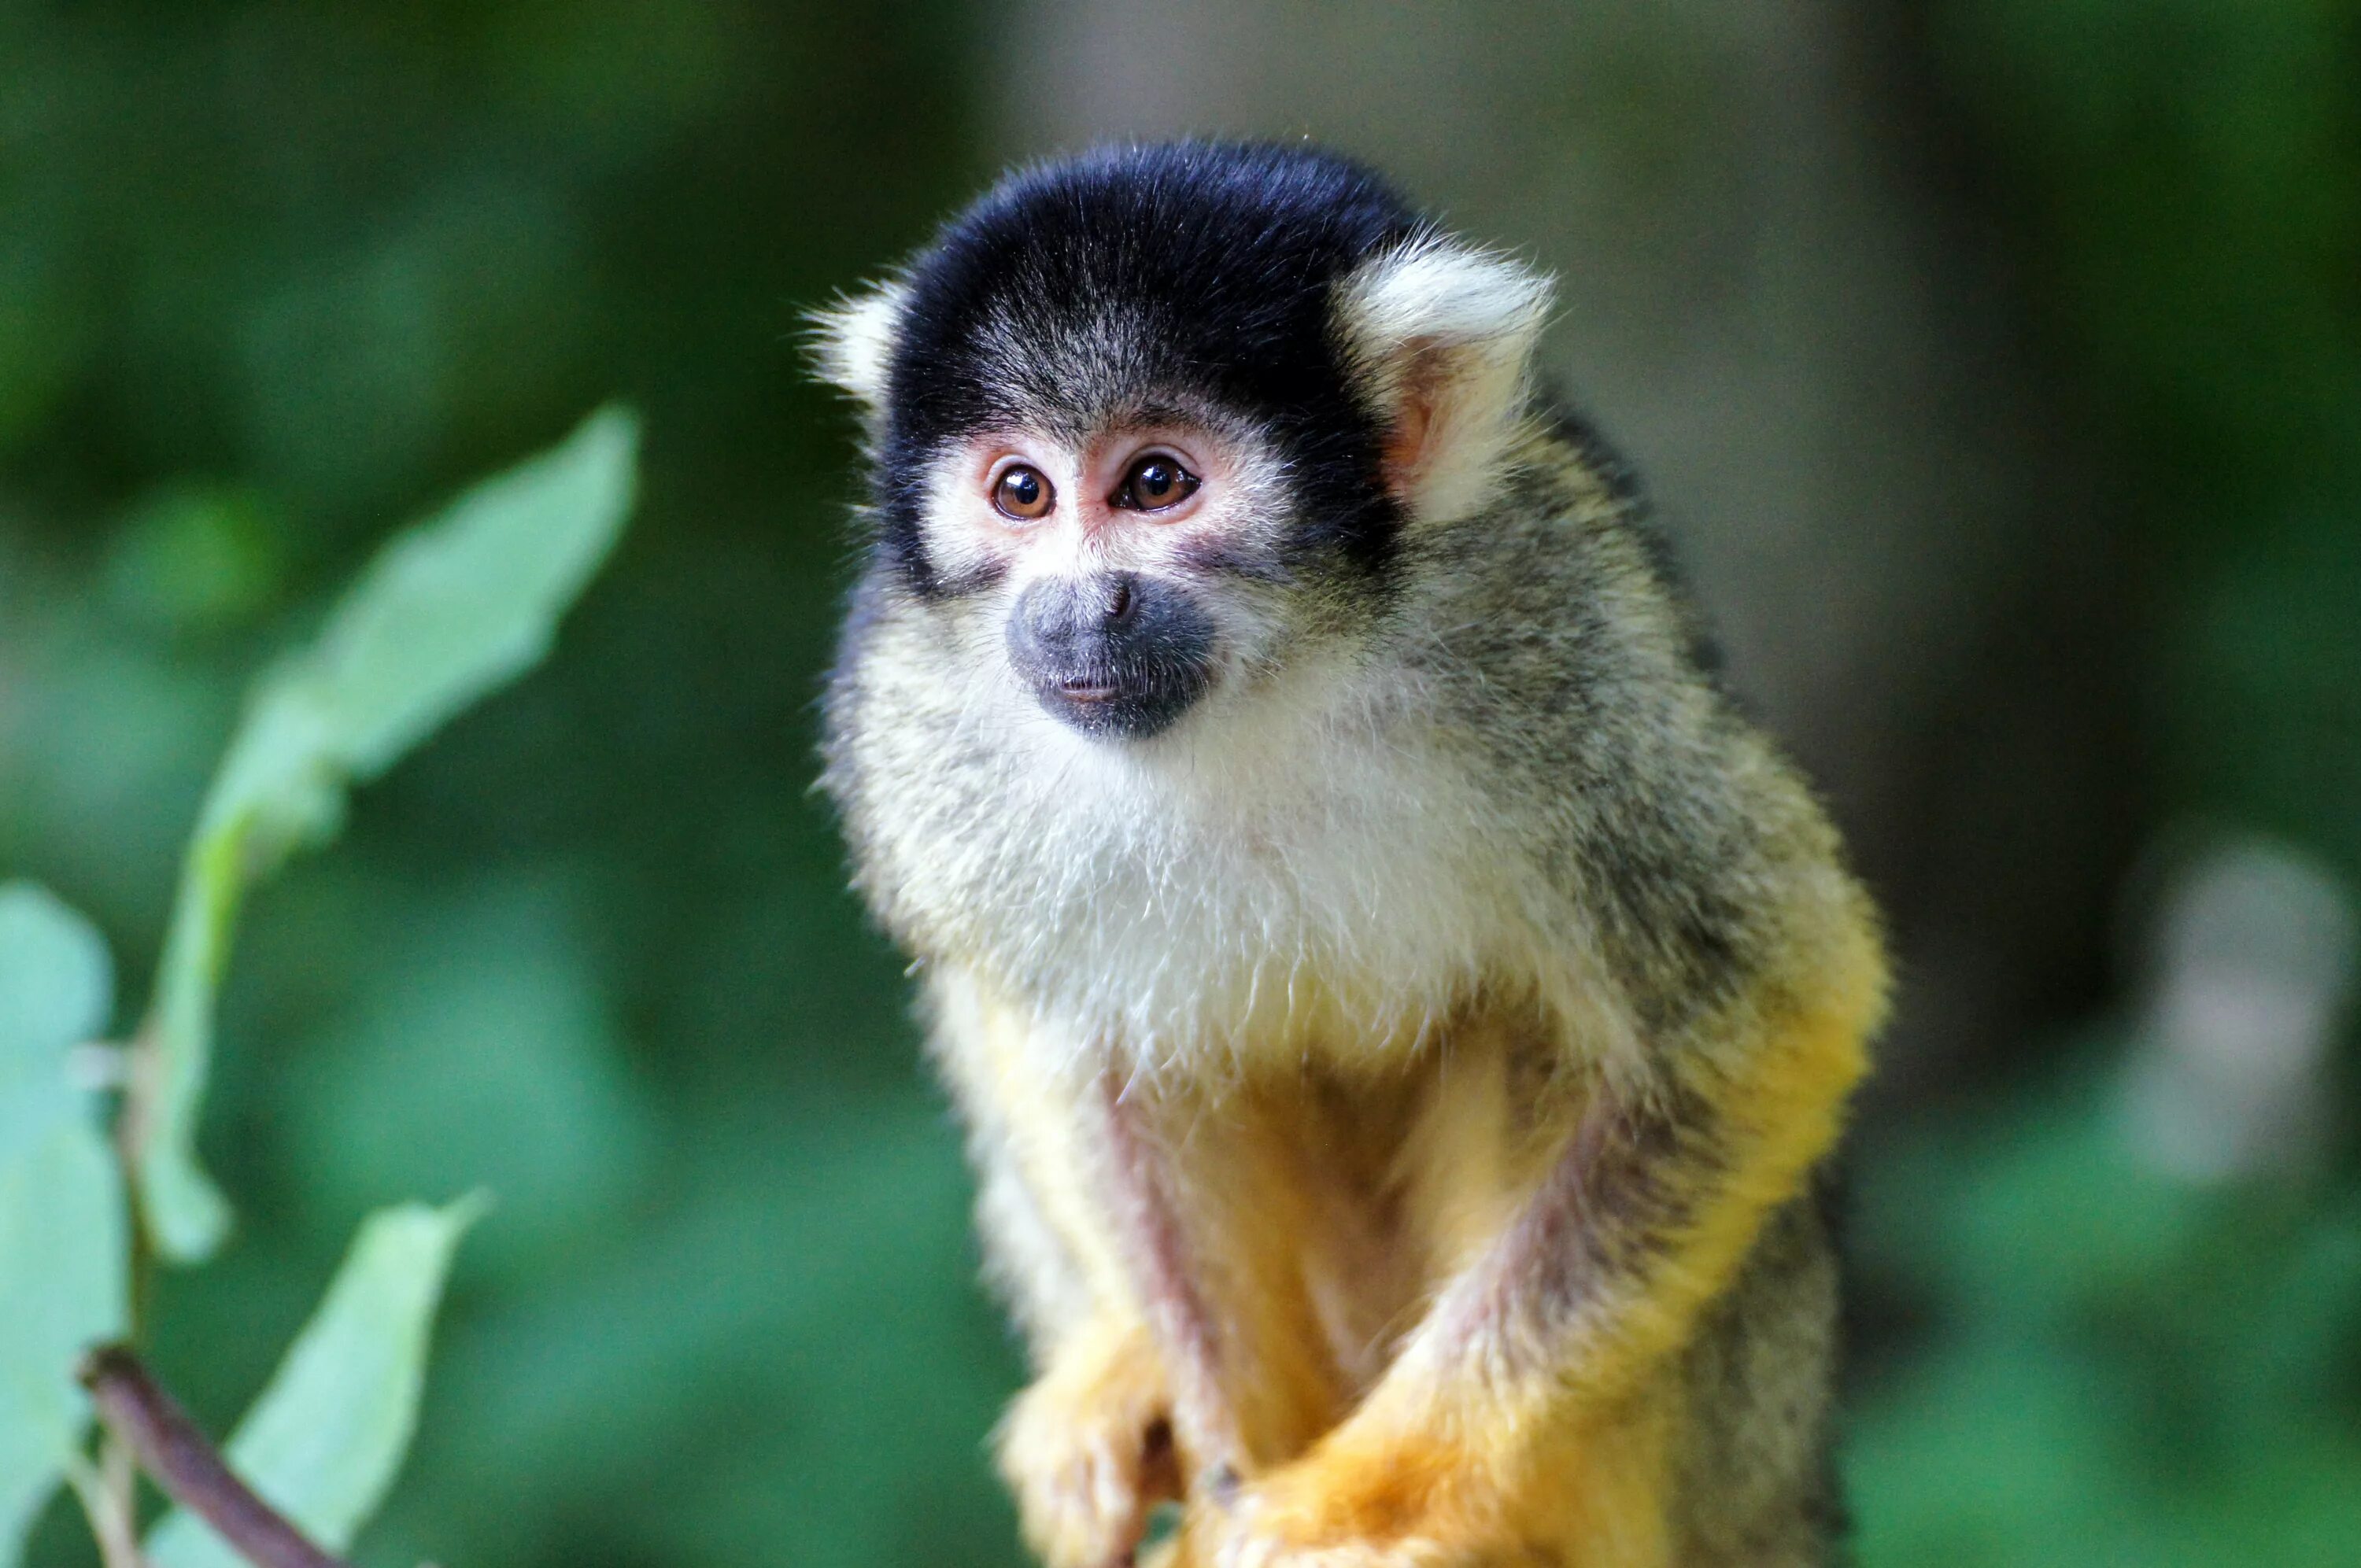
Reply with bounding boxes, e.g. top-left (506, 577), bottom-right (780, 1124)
top-left (992, 464), bottom-right (1054, 521)
top-left (1114, 454), bottom-right (1200, 512)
